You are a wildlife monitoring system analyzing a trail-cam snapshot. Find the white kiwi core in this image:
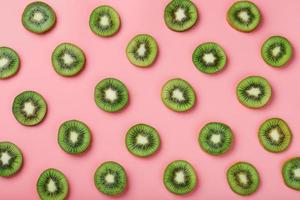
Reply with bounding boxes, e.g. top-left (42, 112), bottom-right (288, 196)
top-left (238, 10), bottom-right (250, 23)
top-left (47, 179), bottom-right (58, 193)
top-left (104, 88), bottom-right (118, 102)
top-left (202, 53), bottom-right (216, 65)
top-left (22, 101), bottom-right (36, 116)
top-left (0, 151), bottom-right (12, 166)
top-left (136, 134), bottom-right (149, 145)
top-left (105, 174), bottom-right (115, 184)
top-left (172, 88), bottom-right (185, 102)
top-left (0, 57), bottom-right (10, 69)
top-left (174, 8), bottom-right (187, 22)
top-left (246, 87), bottom-right (261, 97)
top-left (174, 170), bottom-right (186, 184)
